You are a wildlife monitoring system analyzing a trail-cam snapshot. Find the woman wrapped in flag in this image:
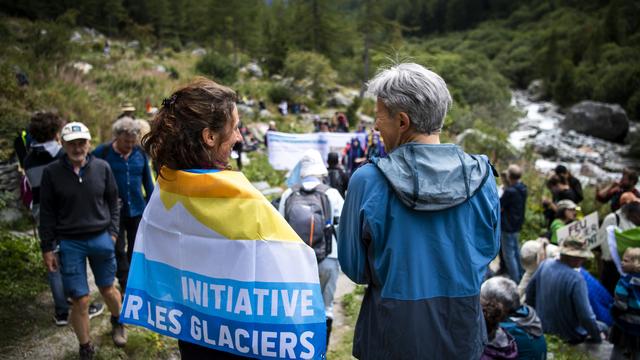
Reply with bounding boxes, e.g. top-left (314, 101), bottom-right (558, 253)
top-left (120, 77), bottom-right (327, 359)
